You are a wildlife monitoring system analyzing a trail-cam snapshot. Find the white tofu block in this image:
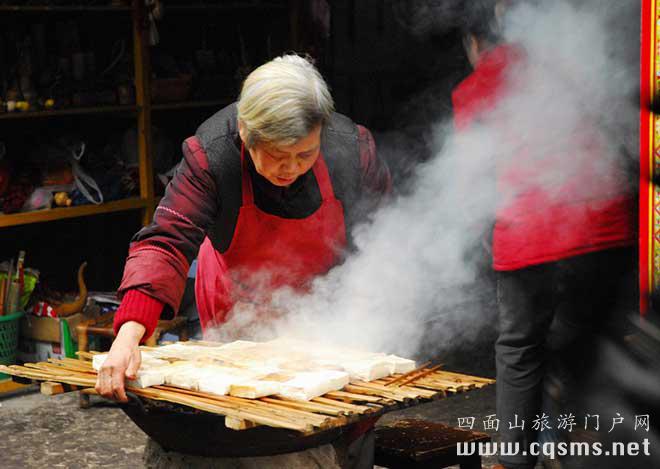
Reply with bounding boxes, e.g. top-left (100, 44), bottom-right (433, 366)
top-left (92, 354), bottom-right (107, 371)
top-left (342, 359), bottom-right (392, 382)
top-left (278, 370), bottom-right (350, 401)
top-left (160, 360), bottom-right (194, 379)
top-left (165, 367), bottom-right (205, 390)
top-left (198, 374), bottom-right (239, 396)
top-left (196, 366), bottom-right (268, 396)
top-left (93, 352), bottom-right (169, 375)
top-left (385, 355), bottom-right (416, 374)
top-left (219, 340), bottom-right (257, 350)
top-left (150, 343), bottom-right (221, 361)
top-left (229, 380), bottom-right (282, 399)
top-left (127, 368), bottom-right (166, 388)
